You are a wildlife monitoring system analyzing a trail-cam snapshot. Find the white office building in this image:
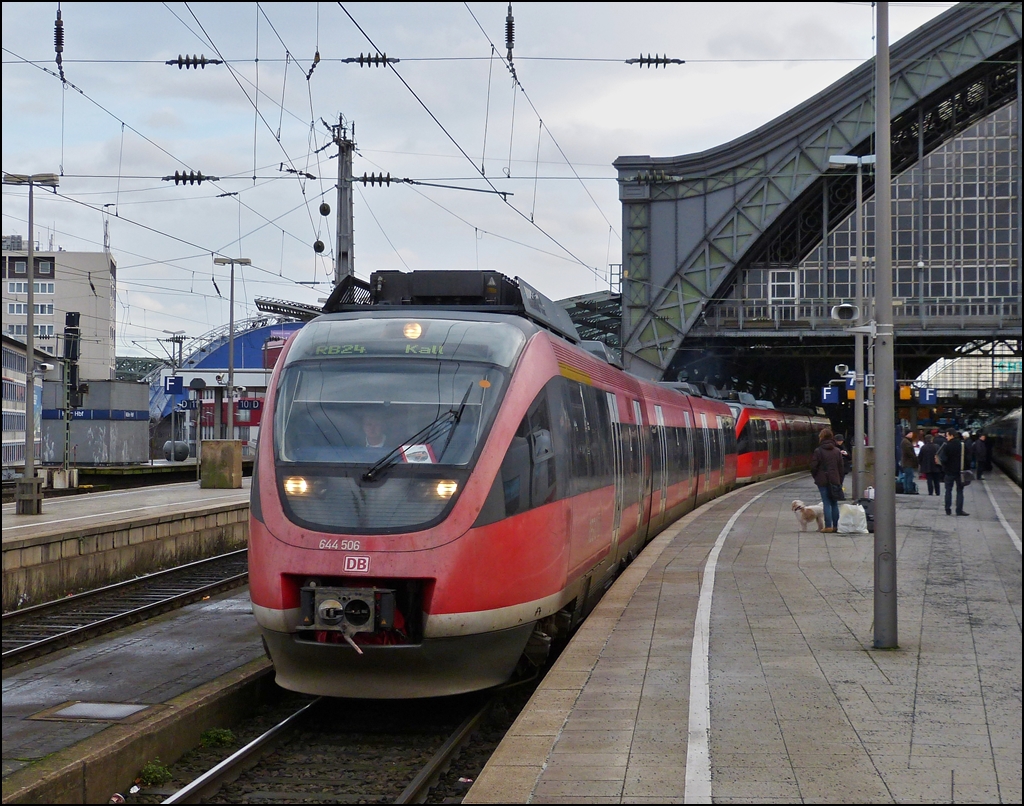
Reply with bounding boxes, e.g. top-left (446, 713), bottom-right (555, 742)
top-left (2, 236), bottom-right (116, 380)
